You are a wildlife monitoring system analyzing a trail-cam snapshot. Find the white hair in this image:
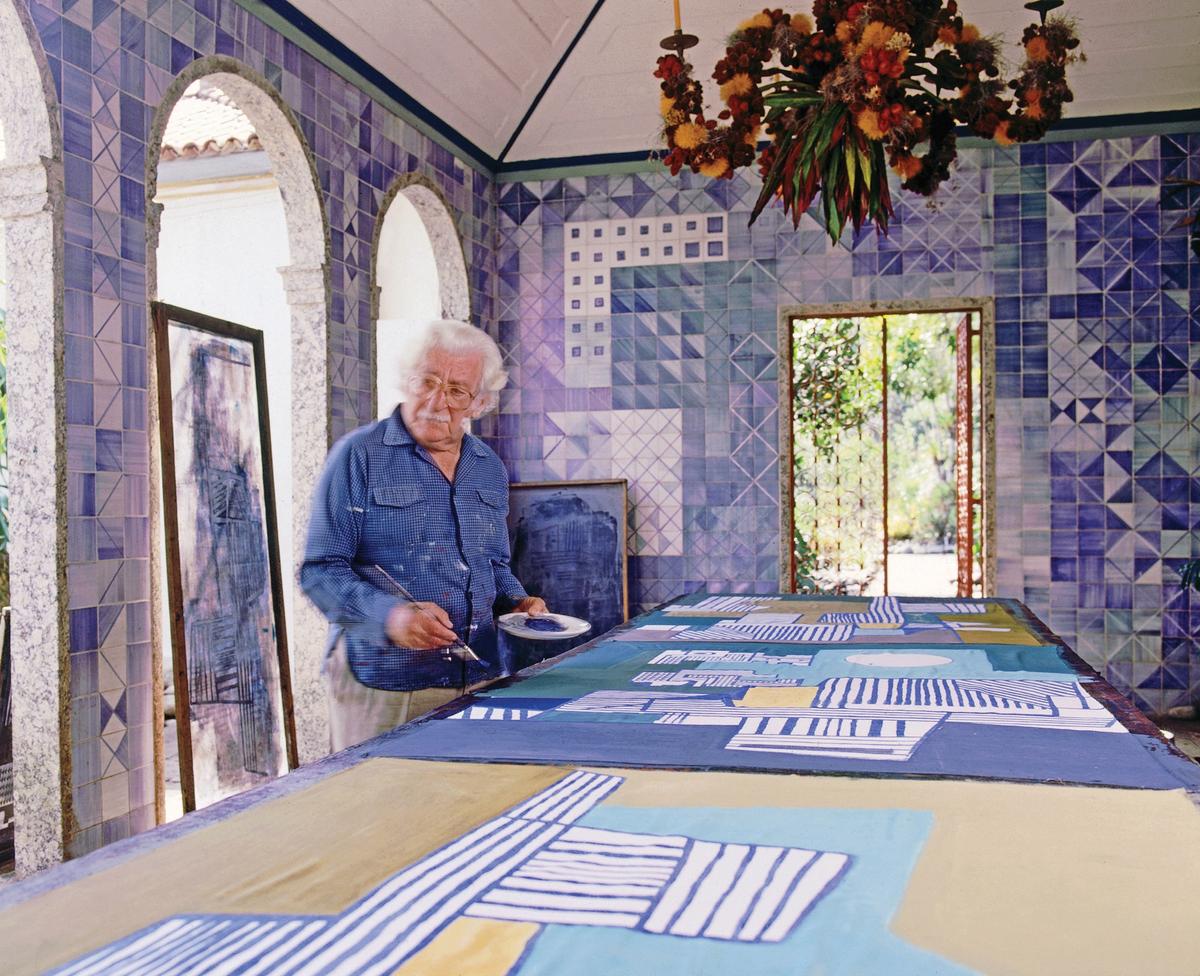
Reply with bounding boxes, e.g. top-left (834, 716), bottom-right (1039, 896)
top-left (394, 319), bottom-right (508, 416)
